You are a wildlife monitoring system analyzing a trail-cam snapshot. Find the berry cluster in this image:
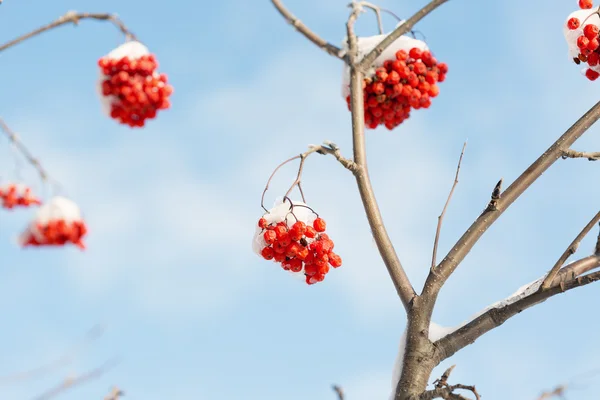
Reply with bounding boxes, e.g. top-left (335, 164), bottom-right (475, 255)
top-left (565, 2), bottom-right (600, 80)
top-left (0, 183), bottom-right (41, 209)
top-left (19, 196), bottom-right (88, 250)
top-left (345, 47), bottom-right (447, 130)
top-left (20, 219), bottom-right (88, 249)
top-left (258, 216), bottom-right (342, 285)
top-left (98, 42), bottom-right (173, 127)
